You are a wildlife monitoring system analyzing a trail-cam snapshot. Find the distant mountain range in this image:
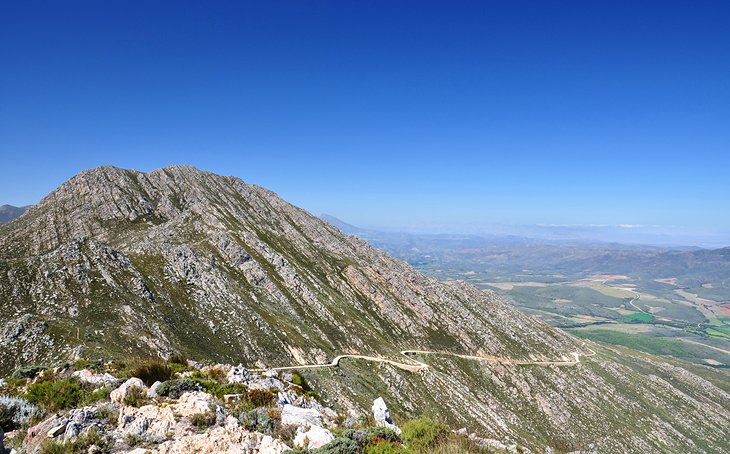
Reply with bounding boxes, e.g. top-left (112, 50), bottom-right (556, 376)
top-left (0, 204), bottom-right (30, 223)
